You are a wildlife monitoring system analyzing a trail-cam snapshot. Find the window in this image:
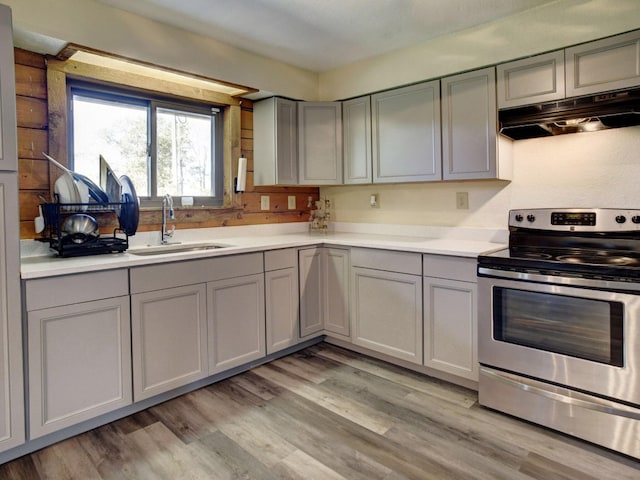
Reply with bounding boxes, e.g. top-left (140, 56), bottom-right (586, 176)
top-left (69, 82), bottom-right (224, 206)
